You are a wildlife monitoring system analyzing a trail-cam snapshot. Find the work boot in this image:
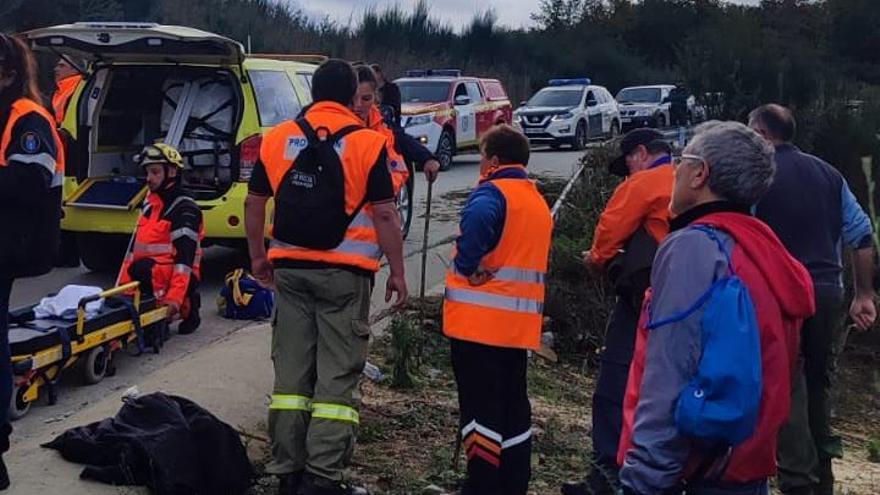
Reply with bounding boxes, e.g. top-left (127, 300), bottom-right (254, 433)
top-left (561, 479), bottom-right (591, 495)
top-left (177, 313), bottom-right (201, 335)
top-left (278, 471), bottom-right (303, 495)
top-left (0, 455), bottom-right (9, 490)
top-left (299, 473), bottom-right (371, 495)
